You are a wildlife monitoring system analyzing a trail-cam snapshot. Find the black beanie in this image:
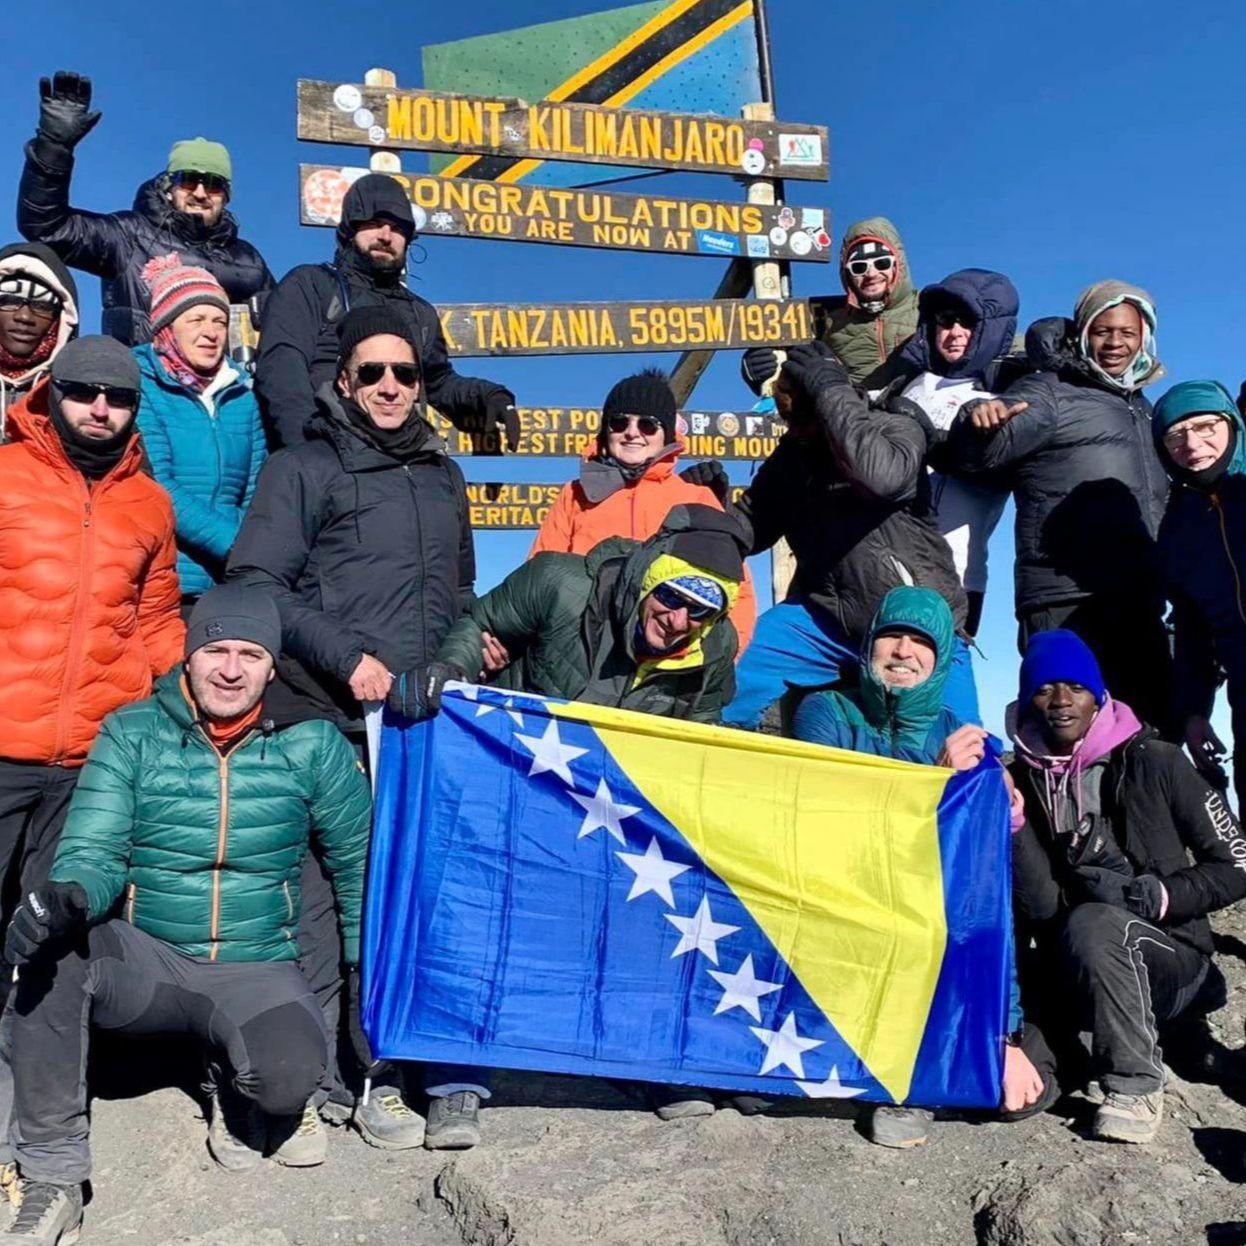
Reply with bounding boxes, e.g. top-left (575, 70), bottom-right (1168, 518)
top-left (336, 305), bottom-right (420, 375)
top-left (185, 583), bottom-right (282, 660)
top-left (600, 369), bottom-right (678, 446)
